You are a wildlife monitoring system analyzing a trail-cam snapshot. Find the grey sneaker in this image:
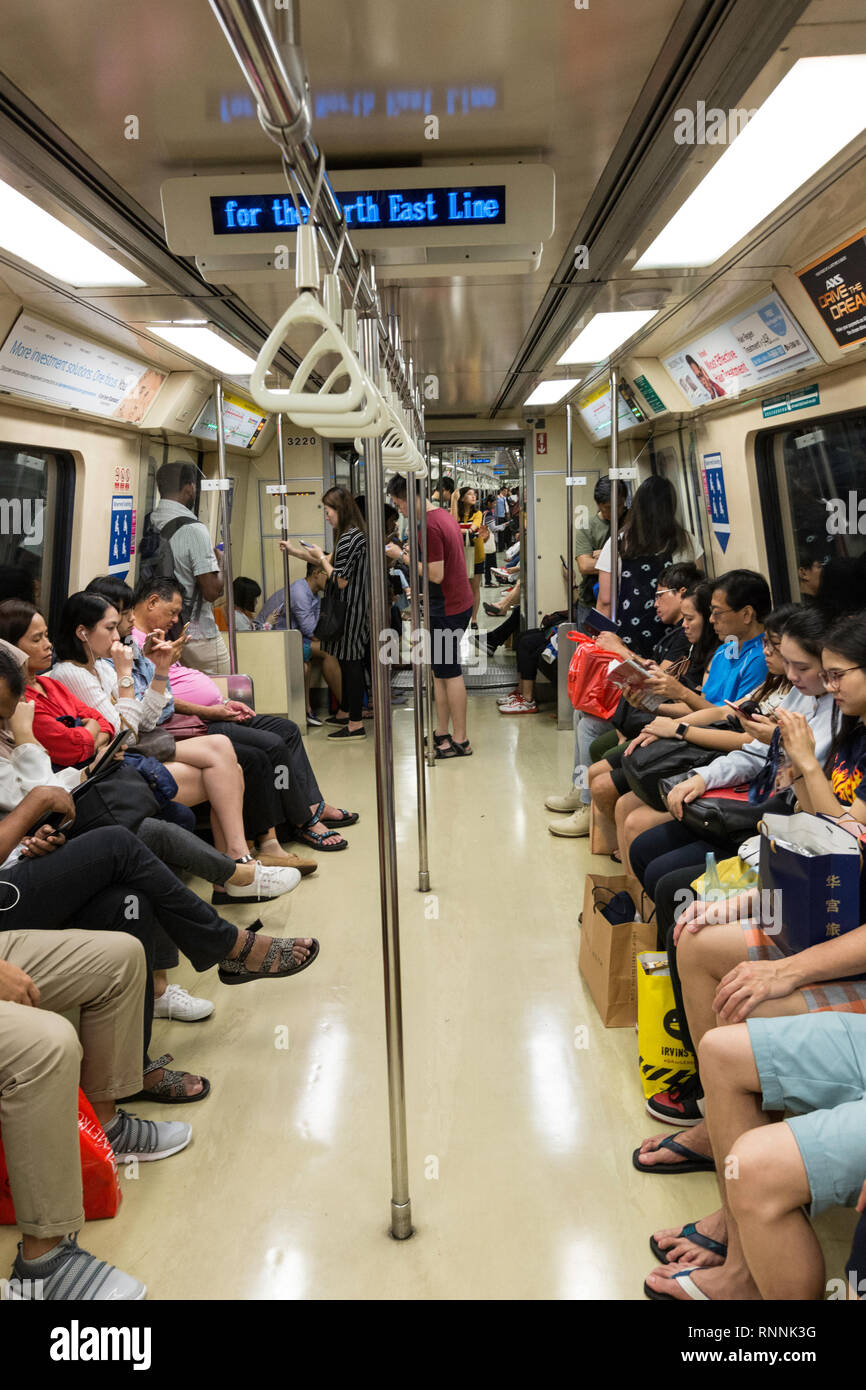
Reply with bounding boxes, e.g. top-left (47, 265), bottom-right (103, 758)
top-left (5, 1234), bottom-right (145, 1300)
top-left (105, 1108), bottom-right (192, 1163)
